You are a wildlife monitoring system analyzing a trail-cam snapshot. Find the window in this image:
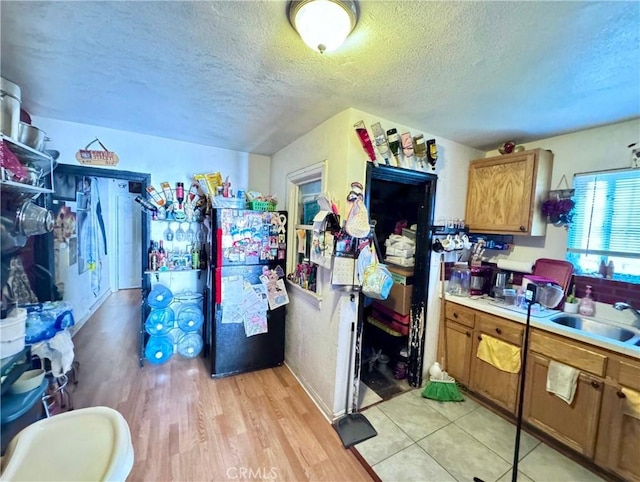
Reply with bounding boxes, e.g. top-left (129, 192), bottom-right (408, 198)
top-left (566, 169), bottom-right (640, 283)
top-left (285, 161), bottom-right (327, 298)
